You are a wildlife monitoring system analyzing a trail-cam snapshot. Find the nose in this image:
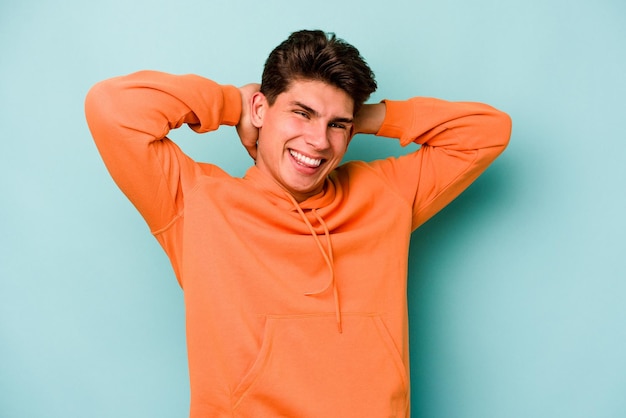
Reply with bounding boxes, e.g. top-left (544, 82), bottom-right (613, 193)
top-left (304, 121), bottom-right (330, 151)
